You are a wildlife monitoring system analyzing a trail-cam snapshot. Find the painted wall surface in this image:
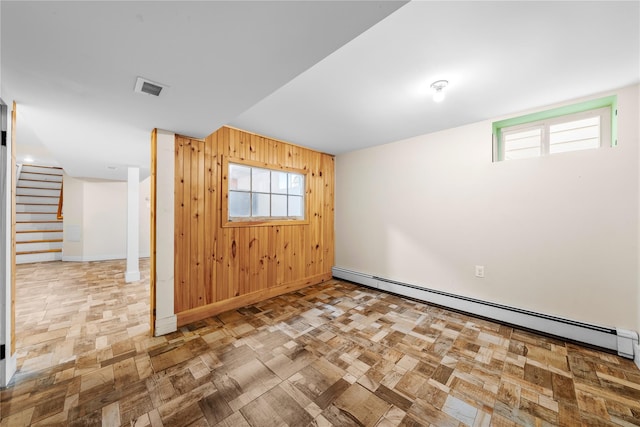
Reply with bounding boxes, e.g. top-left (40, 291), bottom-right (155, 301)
top-left (62, 175), bottom-right (151, 261)
top-left (62, 173), bottom-right (84, 258)
top-left (82, 181), bottom-right (127, 258)
top-left (139, 176), bottom-right (151, 257)
top-left (154, 129), bottom-right (176, 332)
top-left (336, 84), bottom-right (639, 331)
